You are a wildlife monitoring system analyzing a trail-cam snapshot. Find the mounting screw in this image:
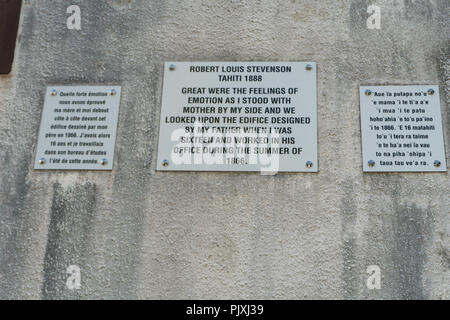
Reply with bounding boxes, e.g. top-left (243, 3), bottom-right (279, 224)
top-left (99, 159), bottom-right (108, 166)
top-left (306, 161), bottom-right (313, 168)
top-left (365, 89), bottom-right (372, 96)
top-left (427, 89), bottom-right (435, 96)
top-left (368, 160), bottom-right (376, 167)
top-left (169, 64), bottom-right (176, 71)
top-left (305, 64), bottom-right (313, 71)
top-left (50, 89), bottom-right (57, 96)
top-left (109, 89), bottom-right (117, 96)
top-left (162, 160), bottom-right (169, 167)
top-left (39, 158), bottom-right (46, 165)
top-left (433, 160), bottom-right (441, 168)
